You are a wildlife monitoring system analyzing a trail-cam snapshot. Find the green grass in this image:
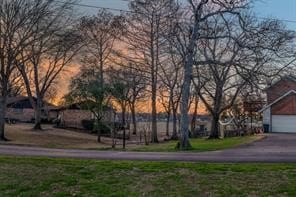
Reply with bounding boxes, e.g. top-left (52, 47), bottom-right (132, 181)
top-left (128, 135), bottom-right (264, 152)
top-left (0, 156), bottom-right (295, 196)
